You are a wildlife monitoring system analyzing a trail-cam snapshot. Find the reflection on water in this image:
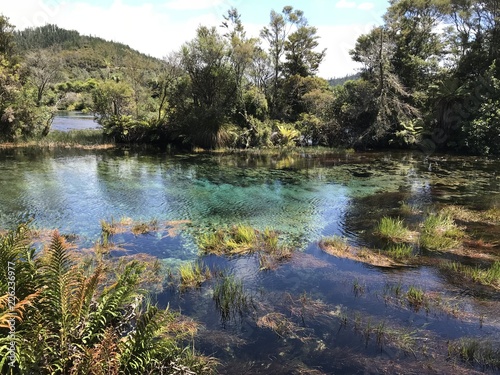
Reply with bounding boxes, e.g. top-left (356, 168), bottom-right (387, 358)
top-left (0, 148), bottom-right (499, 374)
top-left (51, 111), bottom-right (100, 131)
